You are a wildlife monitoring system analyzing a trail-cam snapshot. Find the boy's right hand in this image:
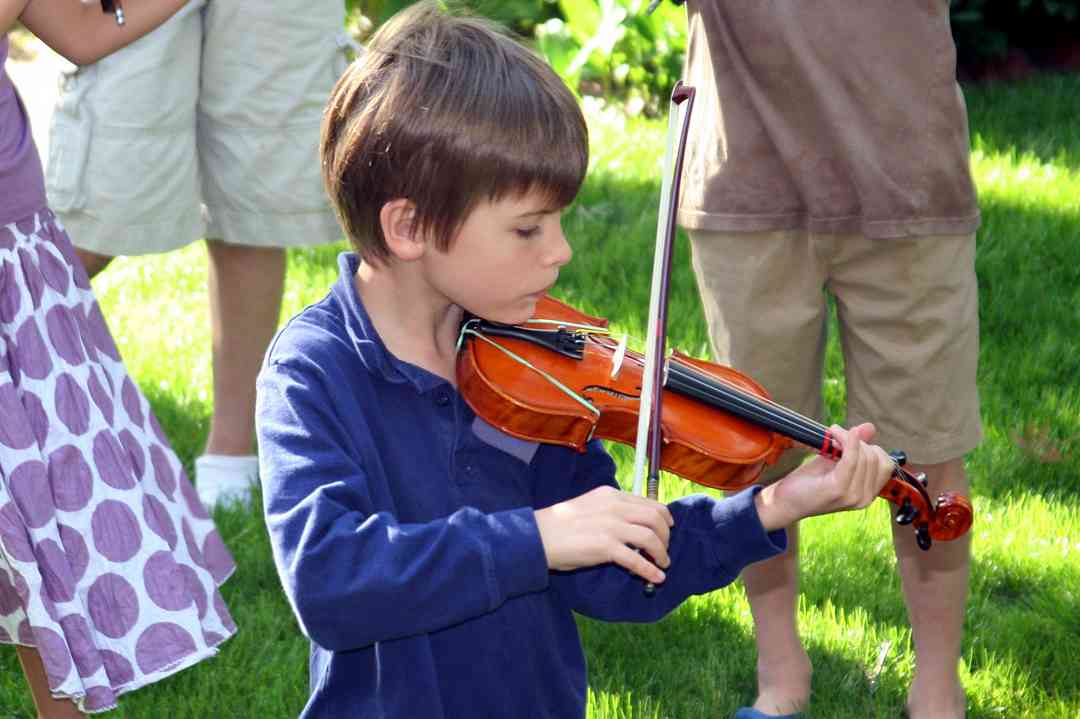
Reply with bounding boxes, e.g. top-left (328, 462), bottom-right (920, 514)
top-left (534, 486), bottom-right (674, 585)
top-left (754, 422), bottom-right (895, 532)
